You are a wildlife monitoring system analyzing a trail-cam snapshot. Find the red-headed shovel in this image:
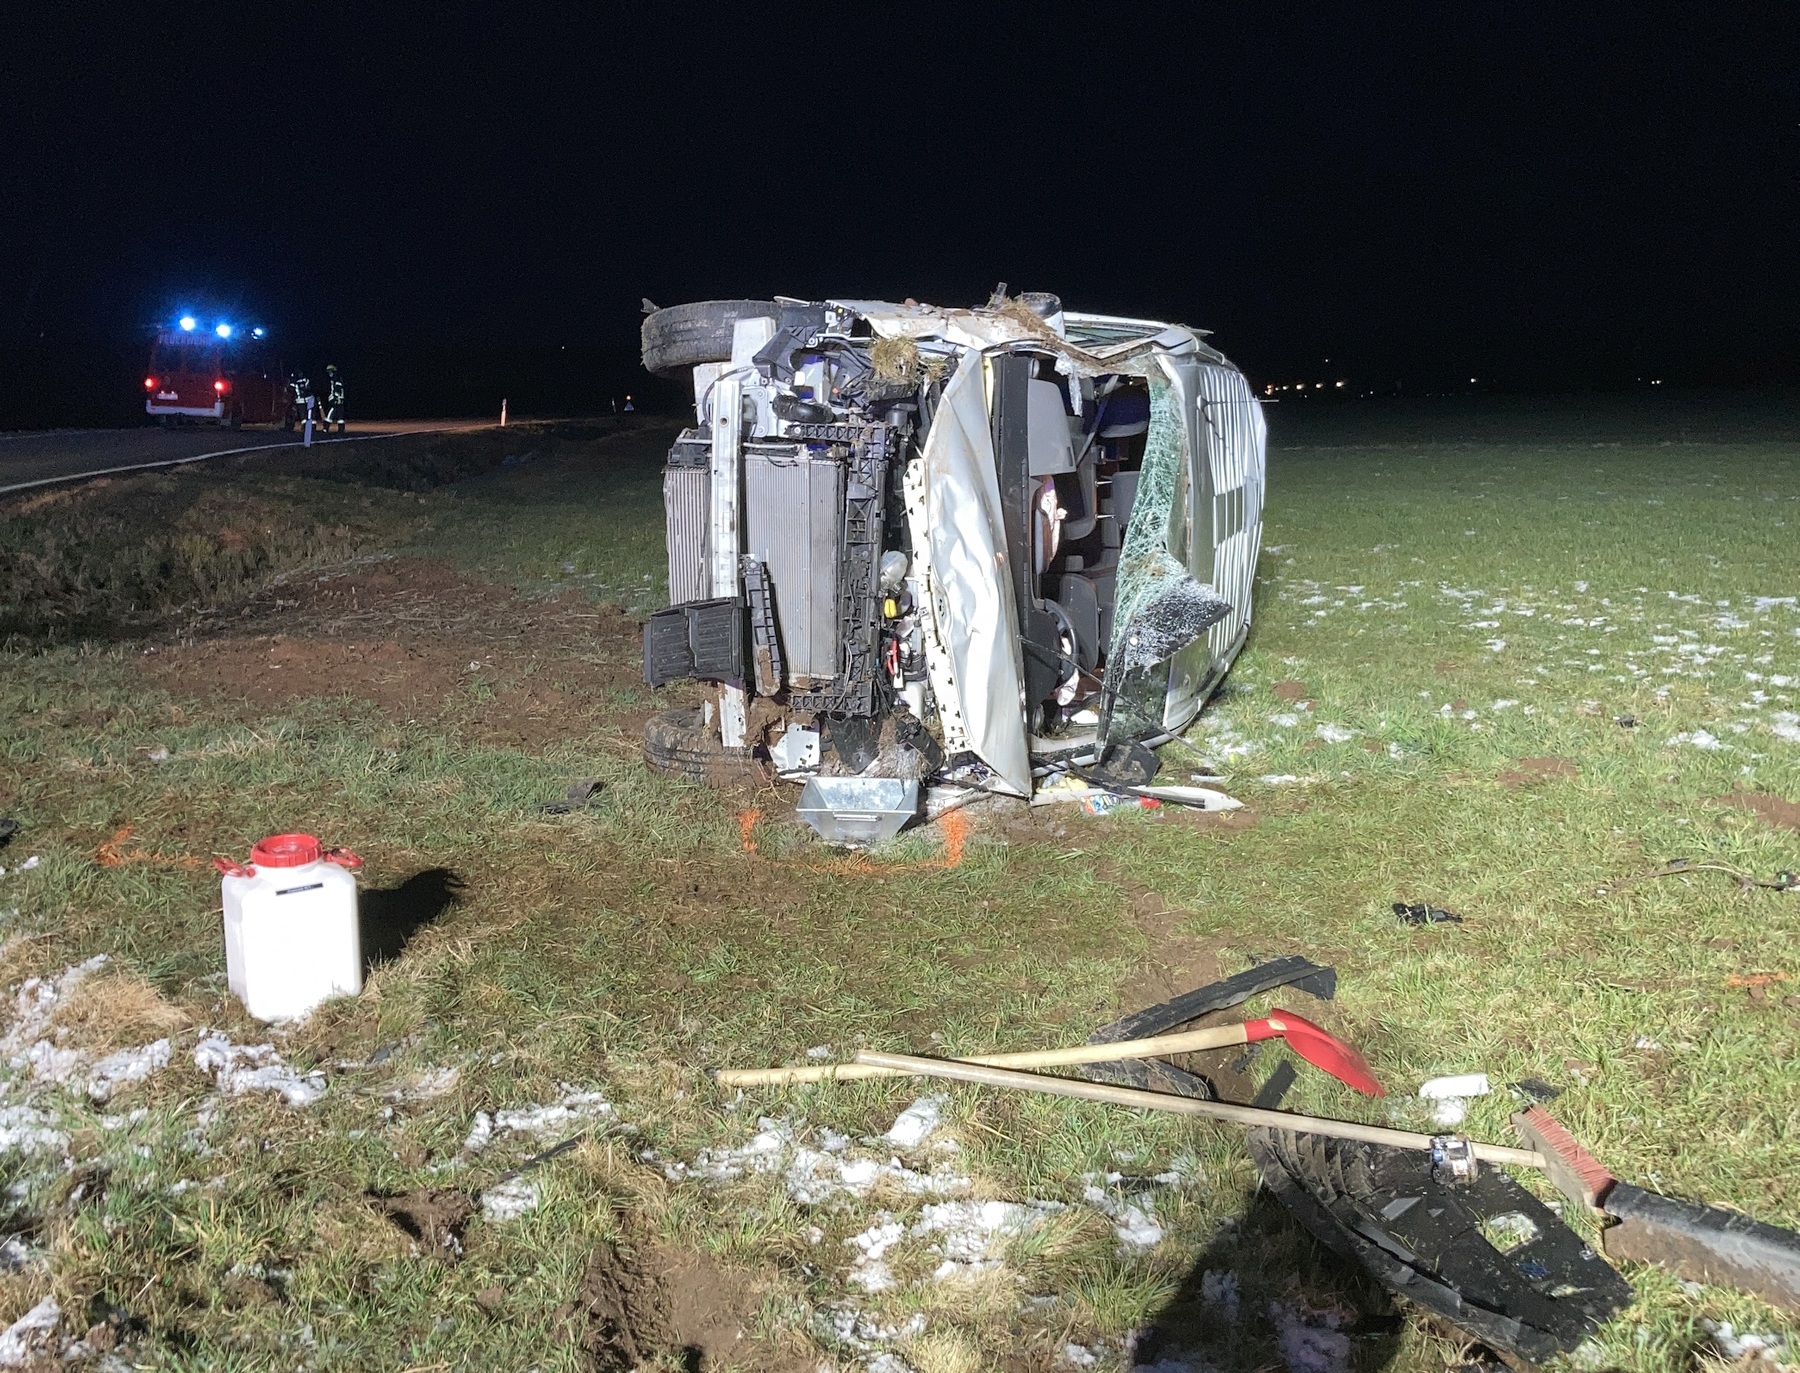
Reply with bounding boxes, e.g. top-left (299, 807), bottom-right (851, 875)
top-left (1223, 1009), bottom-right (1386, 1096)
top-left (716, 1007), bottom-right (1385, 1095)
